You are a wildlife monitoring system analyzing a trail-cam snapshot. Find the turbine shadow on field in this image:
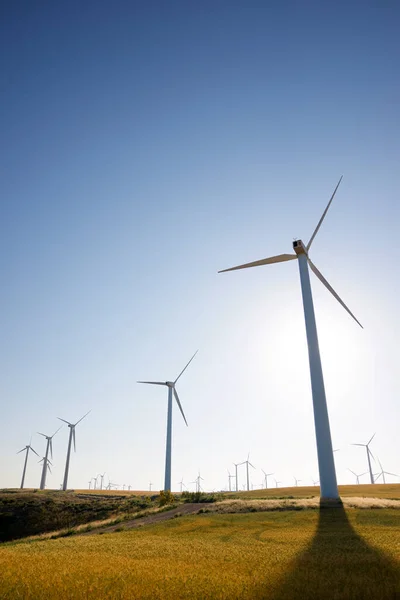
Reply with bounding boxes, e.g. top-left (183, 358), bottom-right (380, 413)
top-left (269, 503), bottom-right (399, 600)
